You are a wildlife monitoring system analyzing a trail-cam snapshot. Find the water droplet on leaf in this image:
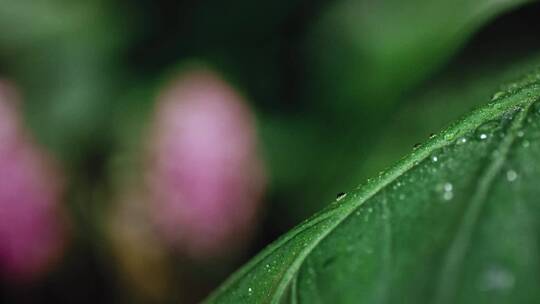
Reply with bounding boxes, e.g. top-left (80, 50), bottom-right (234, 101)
top-left (491, 91), bottom-right (504, 101)
top-left (443, 183), bottom-right (453, 192)
top-left (506, 170), bottom-right (518, 182)
top-left (440, 182), bottom-right (454, 201)
top-left (443, 192), bottom-right (453, 201)
top-left (479, 266), bottom-right (515, 292)
top-left (474, 121), bottom-right (499, 141)
top-left (456, 137), bottom-right (467, 145)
